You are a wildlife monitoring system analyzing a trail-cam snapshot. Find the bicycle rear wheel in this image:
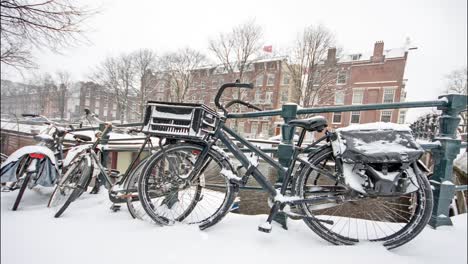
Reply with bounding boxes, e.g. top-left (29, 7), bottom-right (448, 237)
top-left (294, 146), bottom-right (433, 249)
top-left (138, 143), bottom-right (237, 229)
top-left (48, 155), bottom-right (92, 217)
top-left (124, 158), bottom-right (152, 221)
